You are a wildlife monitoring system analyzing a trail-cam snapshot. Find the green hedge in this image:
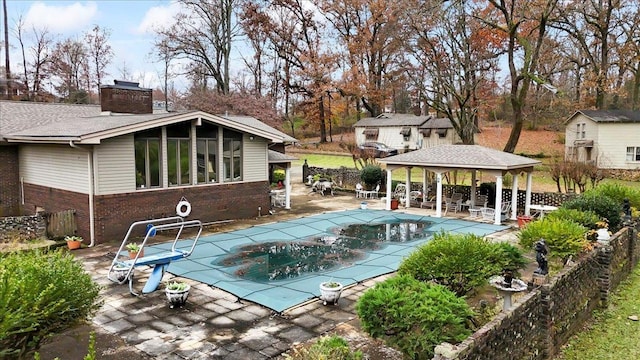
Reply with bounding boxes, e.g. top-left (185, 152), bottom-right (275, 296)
top-left (356, 274), bottom-right (473, 359)
top-left (518, 217), bottom-right (588, 261)
top-left (398, 232), bottom-right (526, 296)
top-left (0, 249), bottom-right (102, 358)
top-left (562, 192), bottom-right (622, 231)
